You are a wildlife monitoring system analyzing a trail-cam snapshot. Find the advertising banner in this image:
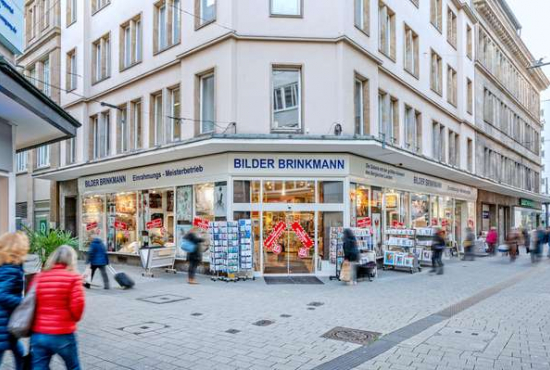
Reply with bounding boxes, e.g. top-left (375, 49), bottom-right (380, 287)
top-left (291, 222), bottom-right (313, 249)
top-left (264, 222), bottom-right (287, 249)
